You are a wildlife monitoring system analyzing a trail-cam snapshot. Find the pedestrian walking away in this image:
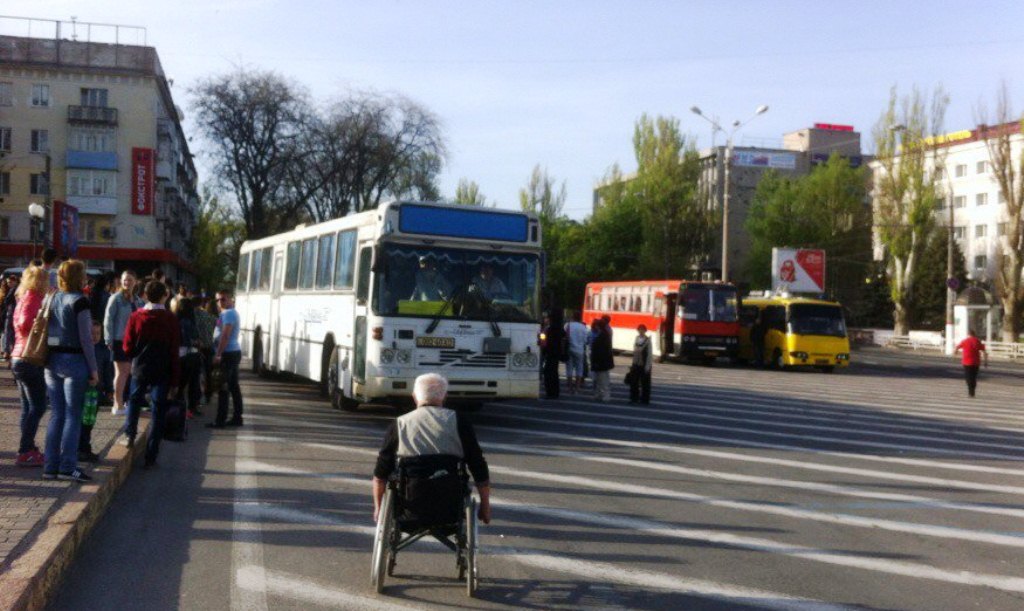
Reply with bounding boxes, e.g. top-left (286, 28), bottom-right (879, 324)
top-left (195, 296), bottom-right (218, 406)
top-left (564, 311), bottom-right (588, 393)
top-left (207, 290), bottom-right (244, 428)
top-left (590, 319), bottom-right (614, 402)
top-left (629, 324), bottom-right (653, 404)
top-left (122, 280), bottom-right (181, 468)
top-left (10, 265), bottom-right (49, 467)
top-left (43, 260), bottom-right (99, 483)
top-left (173, 297), bottom-right (203, 418)
top-left (955, 328), bottom-right (988, 398)
top-left (104, 270), bottom-right (144, 415)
